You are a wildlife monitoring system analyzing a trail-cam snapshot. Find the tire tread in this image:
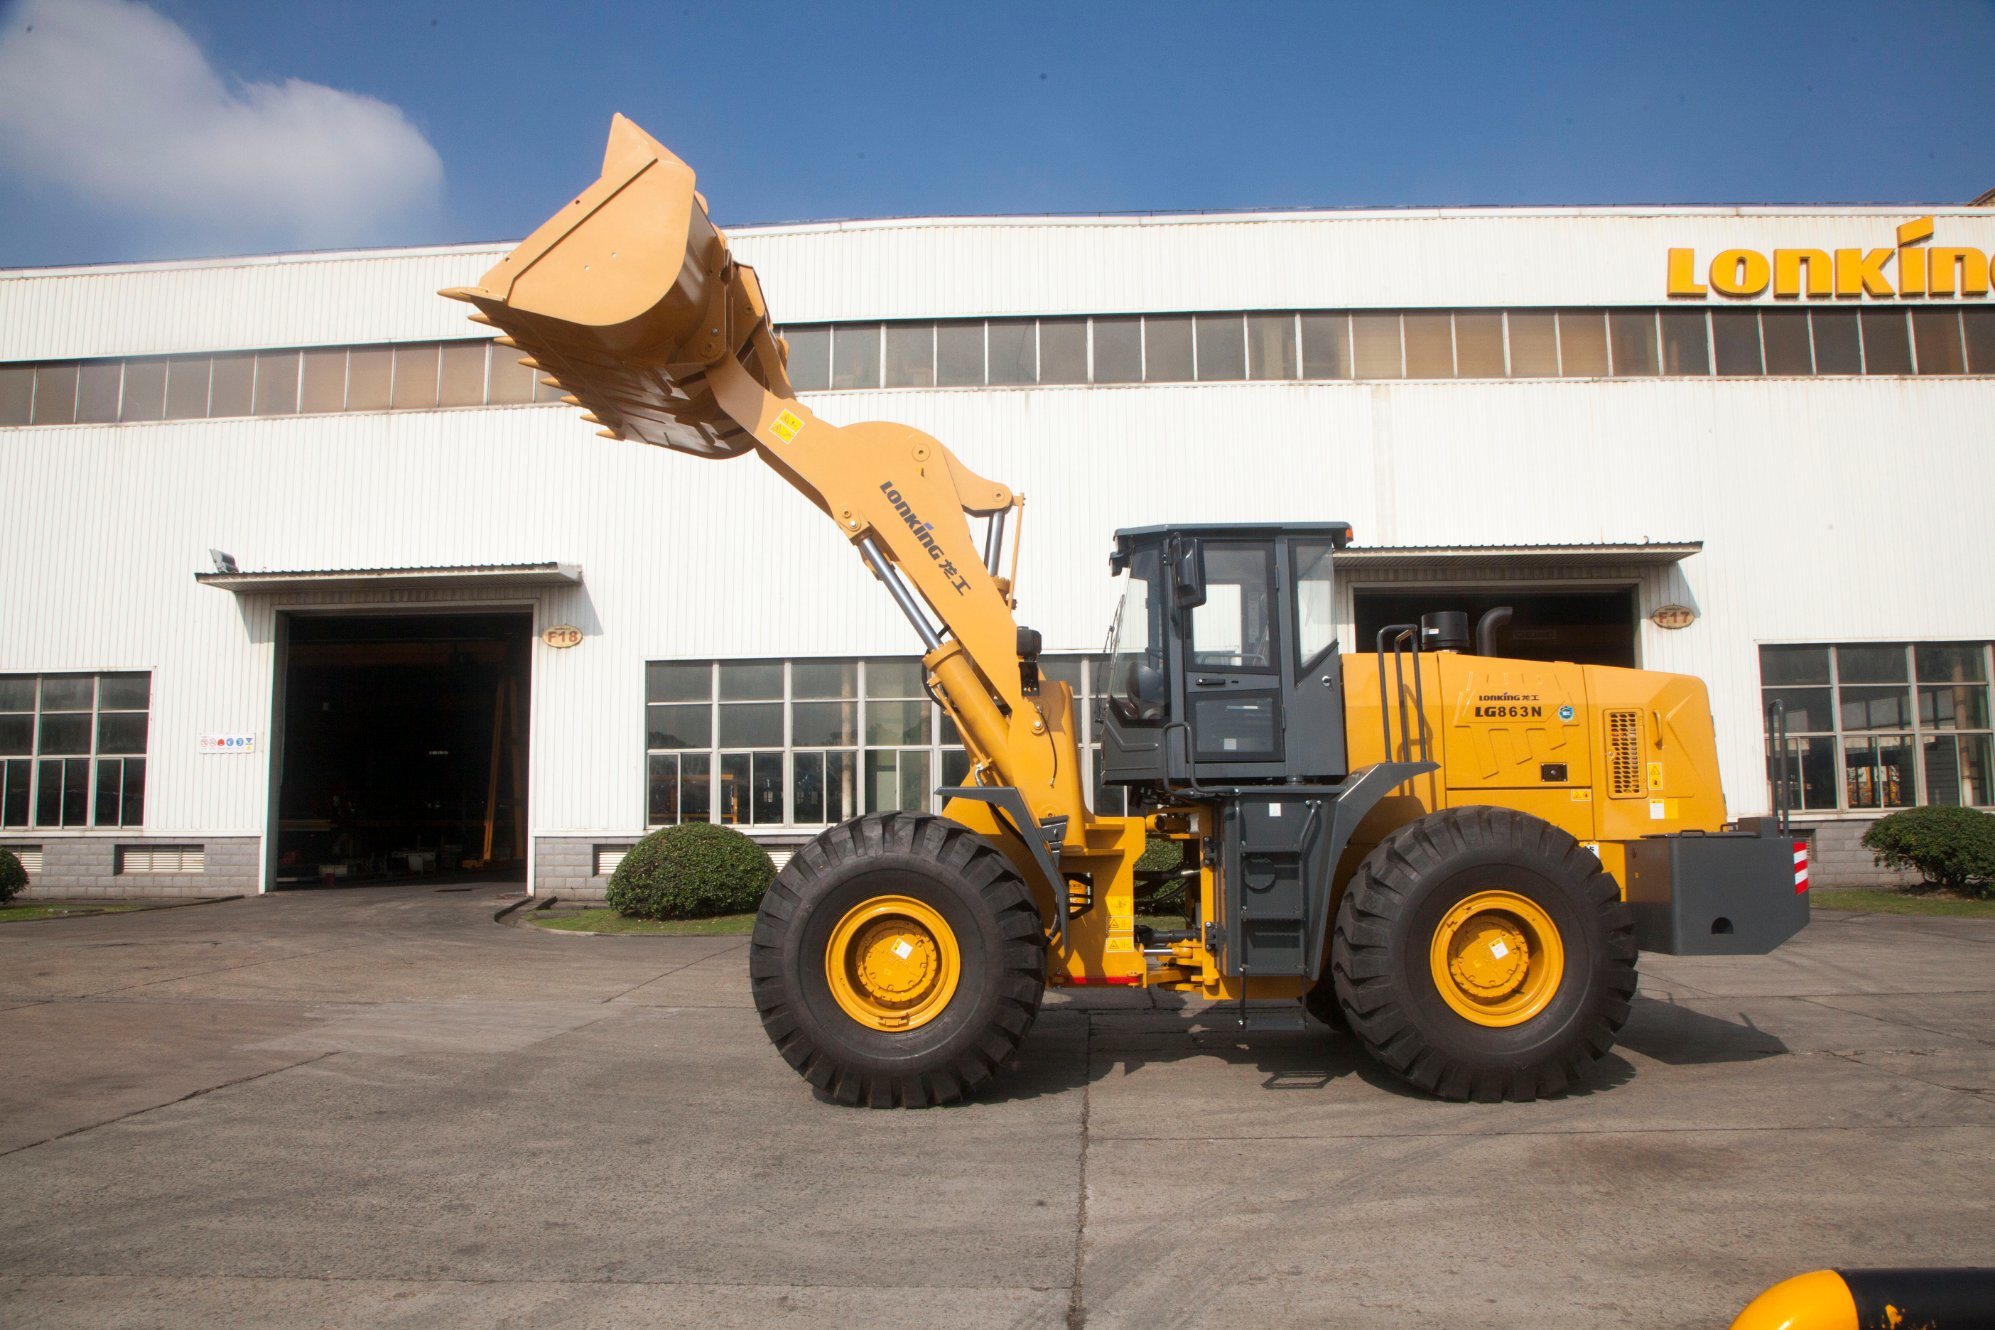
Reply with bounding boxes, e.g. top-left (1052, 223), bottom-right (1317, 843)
top-left (750, 812), bottom-right (1045, 1108)
top-left (1331, 806), bottom-right (1636, 1103)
